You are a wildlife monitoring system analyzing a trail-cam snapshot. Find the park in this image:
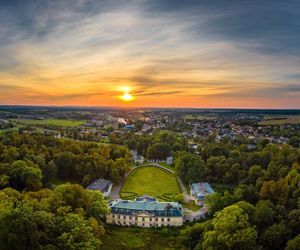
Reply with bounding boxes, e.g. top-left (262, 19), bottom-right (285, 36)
top-left (119, 166), bottom-right (181, 202)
